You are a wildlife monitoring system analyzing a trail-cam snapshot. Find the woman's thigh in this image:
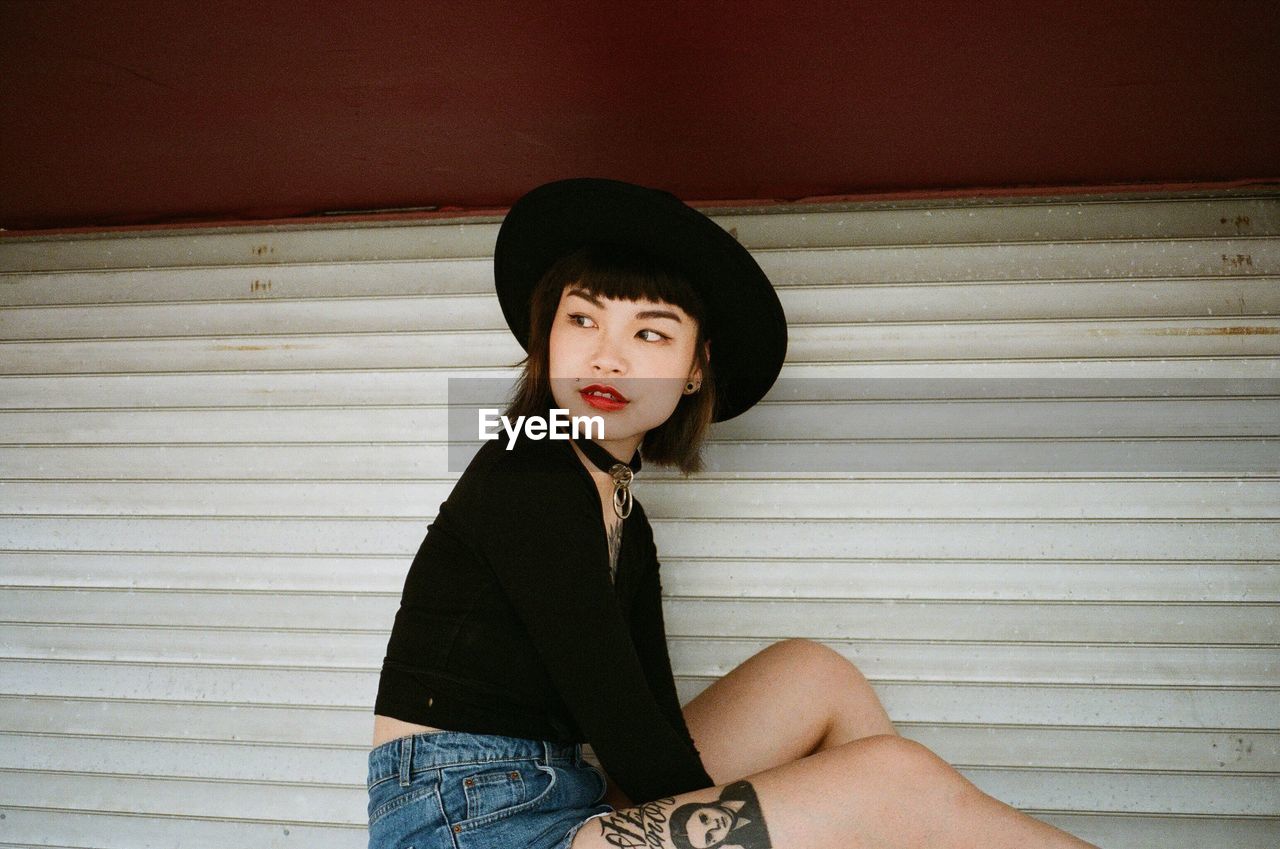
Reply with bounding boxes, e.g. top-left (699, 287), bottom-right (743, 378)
top-left (571, 734), bottom-right (968, 849)
top-left (682, 638), bottom-right (896, 785)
